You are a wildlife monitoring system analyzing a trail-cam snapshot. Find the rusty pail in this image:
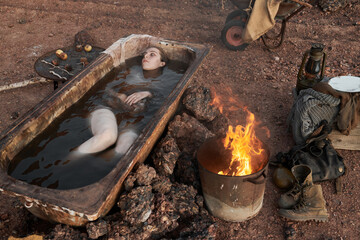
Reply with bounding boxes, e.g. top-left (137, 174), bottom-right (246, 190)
top-left (197, 137), bottom-right (269, 222)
